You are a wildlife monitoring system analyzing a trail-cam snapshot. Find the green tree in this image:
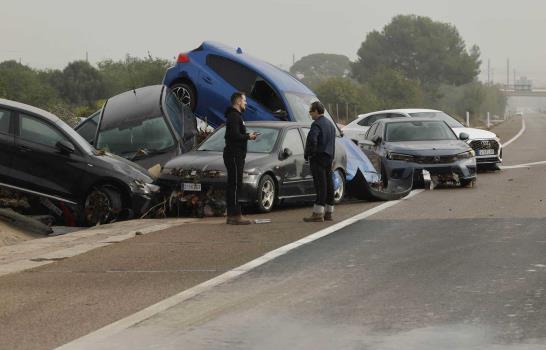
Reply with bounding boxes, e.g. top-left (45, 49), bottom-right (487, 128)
top-left (367, 67), bottom-right (424, 109)
top-left (58, 61), bottom-right (105, 106)
top-left (353, 15), bottom-right (481, 89)
top-left (290, 53), bottom-right (351, 88)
